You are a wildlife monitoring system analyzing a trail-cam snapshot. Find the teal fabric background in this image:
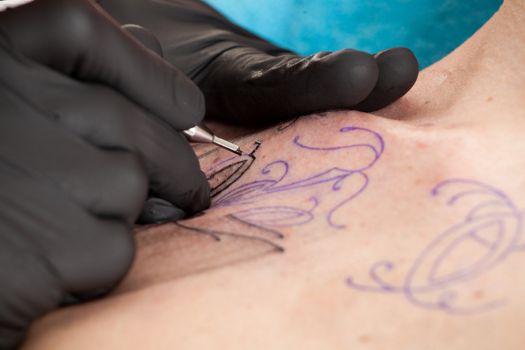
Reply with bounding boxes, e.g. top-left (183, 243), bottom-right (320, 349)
top-left (204, 0), bottom-right (502, 68)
